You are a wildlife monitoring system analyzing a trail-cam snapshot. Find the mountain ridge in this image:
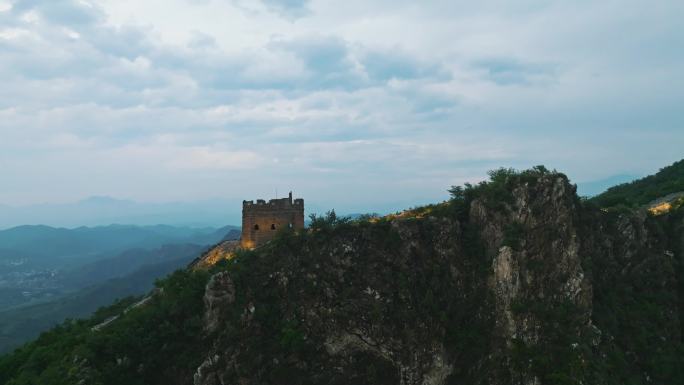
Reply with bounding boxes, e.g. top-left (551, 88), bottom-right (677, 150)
top-left (591, 158), bottom-right (684, 209)
top-left (0, 198), bottom-right (243, 229)
top-left (1, 164), bottom-right (683, 384)
top-left (0, 224), bottom-right (240, 353)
